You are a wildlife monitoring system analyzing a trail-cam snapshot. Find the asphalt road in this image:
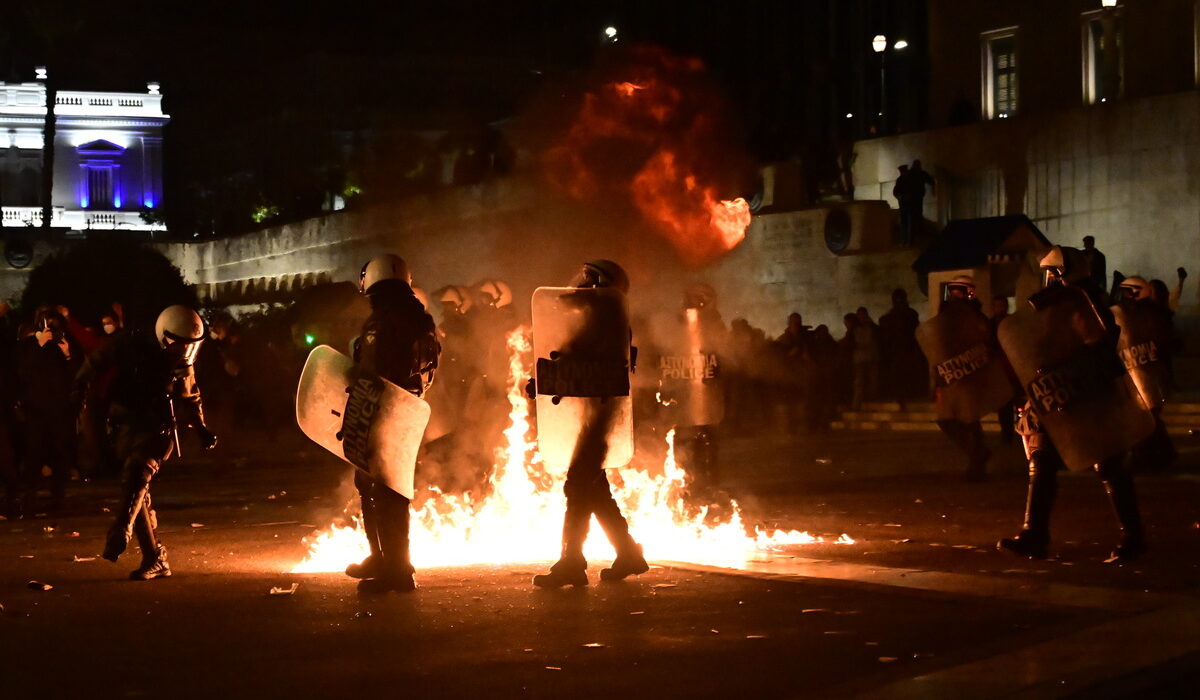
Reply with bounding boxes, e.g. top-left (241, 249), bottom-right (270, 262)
top-left (1, 429), bottom-right (1197, 698)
